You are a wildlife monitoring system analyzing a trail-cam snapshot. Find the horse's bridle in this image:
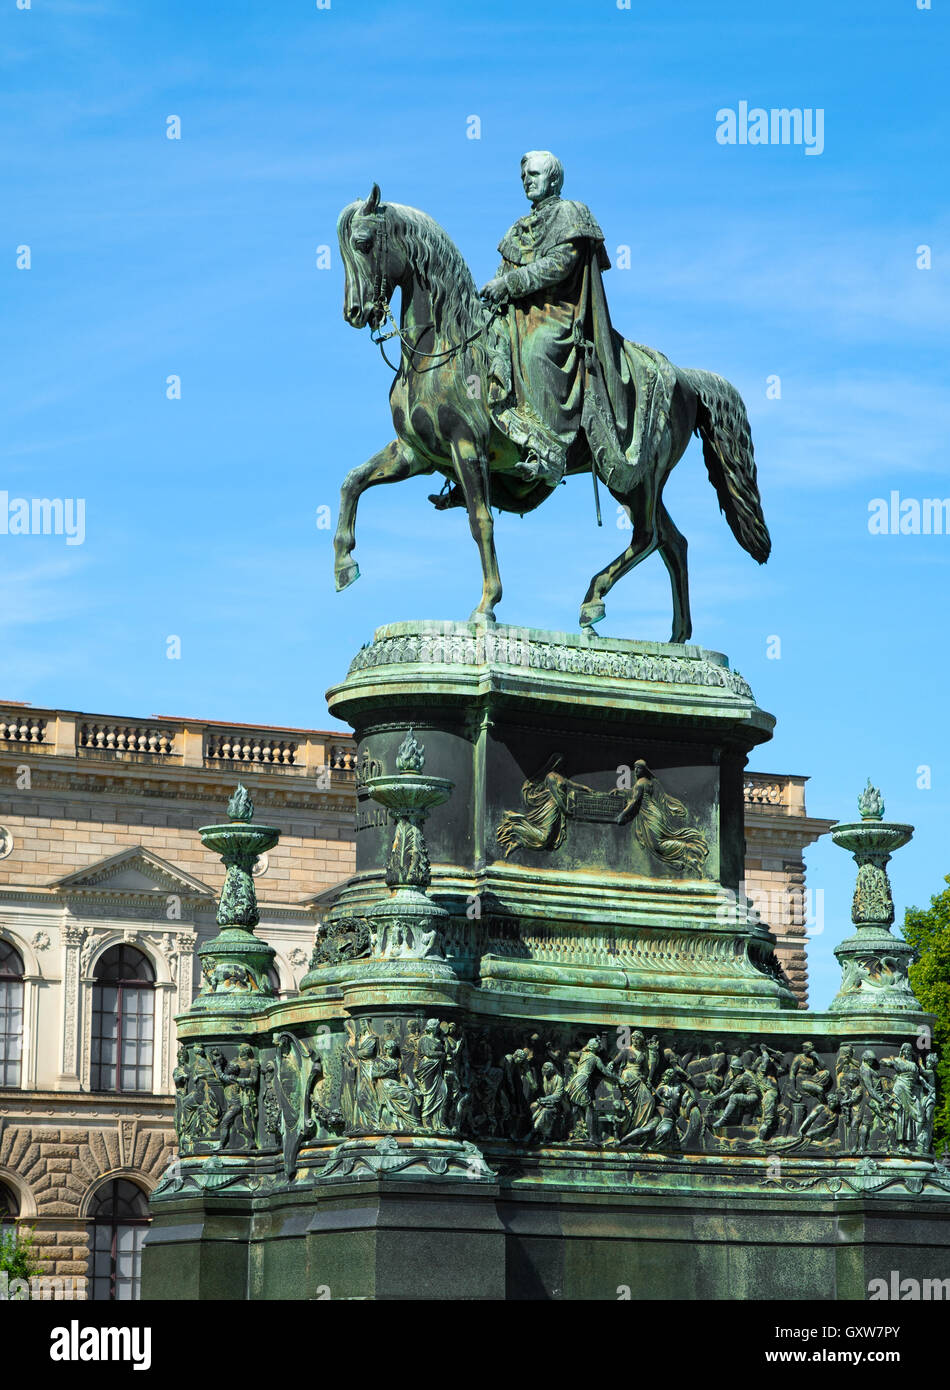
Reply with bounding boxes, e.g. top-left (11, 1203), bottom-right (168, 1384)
top-left (369, 209), bottom-right (389, 317)
top-left (366, 205), bottom-right (499, 374)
